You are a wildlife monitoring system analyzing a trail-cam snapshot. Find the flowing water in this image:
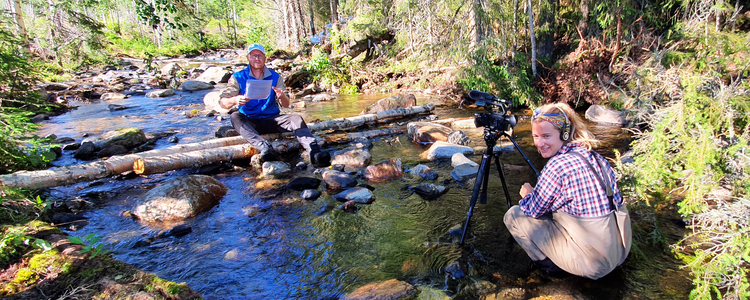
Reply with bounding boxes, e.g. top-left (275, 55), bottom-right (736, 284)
top-left (38, 87), bottom-right (635, 299)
